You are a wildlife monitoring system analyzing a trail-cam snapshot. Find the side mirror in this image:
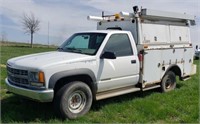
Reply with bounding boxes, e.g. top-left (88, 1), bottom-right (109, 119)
top-left (100, 51), bottom-right (116, 59)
